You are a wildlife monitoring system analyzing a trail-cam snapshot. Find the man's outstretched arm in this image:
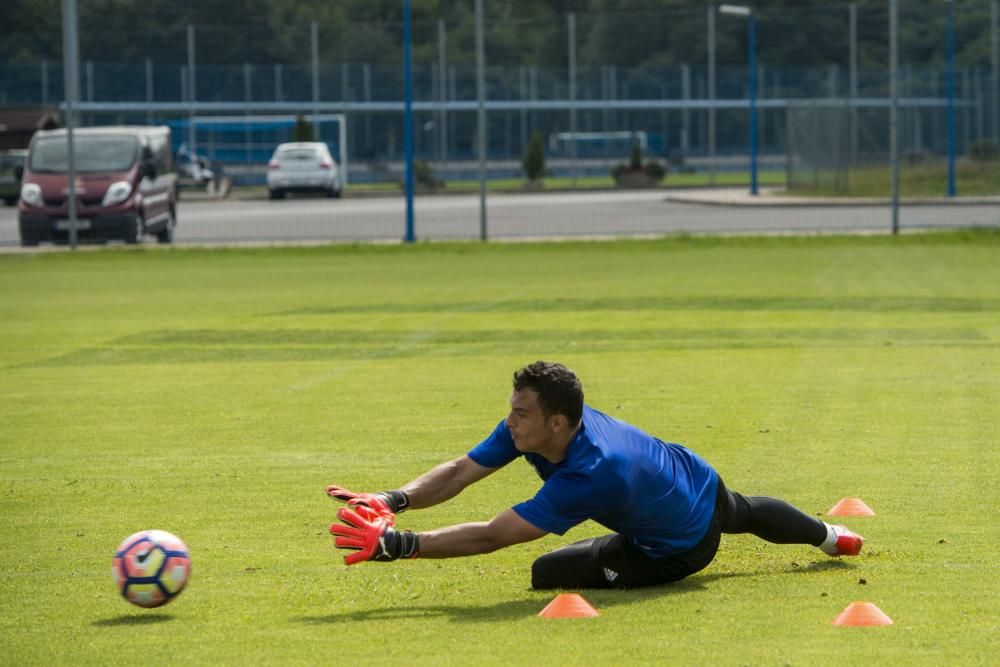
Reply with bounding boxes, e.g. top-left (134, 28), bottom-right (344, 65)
top-left (328, 455), bottom-right (497, 515)
top-left (399, 455), bottom-right (497, 509)
top-left (416, 508), bottom-right (548, 558)
top-left (330, 506), bottom-right (547, 564)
